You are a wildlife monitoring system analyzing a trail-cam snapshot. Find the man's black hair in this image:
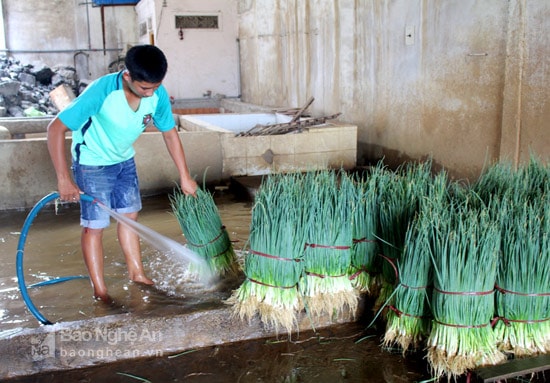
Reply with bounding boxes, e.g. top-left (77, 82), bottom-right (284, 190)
top-left (125, 45), bottom-right (168, 83)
